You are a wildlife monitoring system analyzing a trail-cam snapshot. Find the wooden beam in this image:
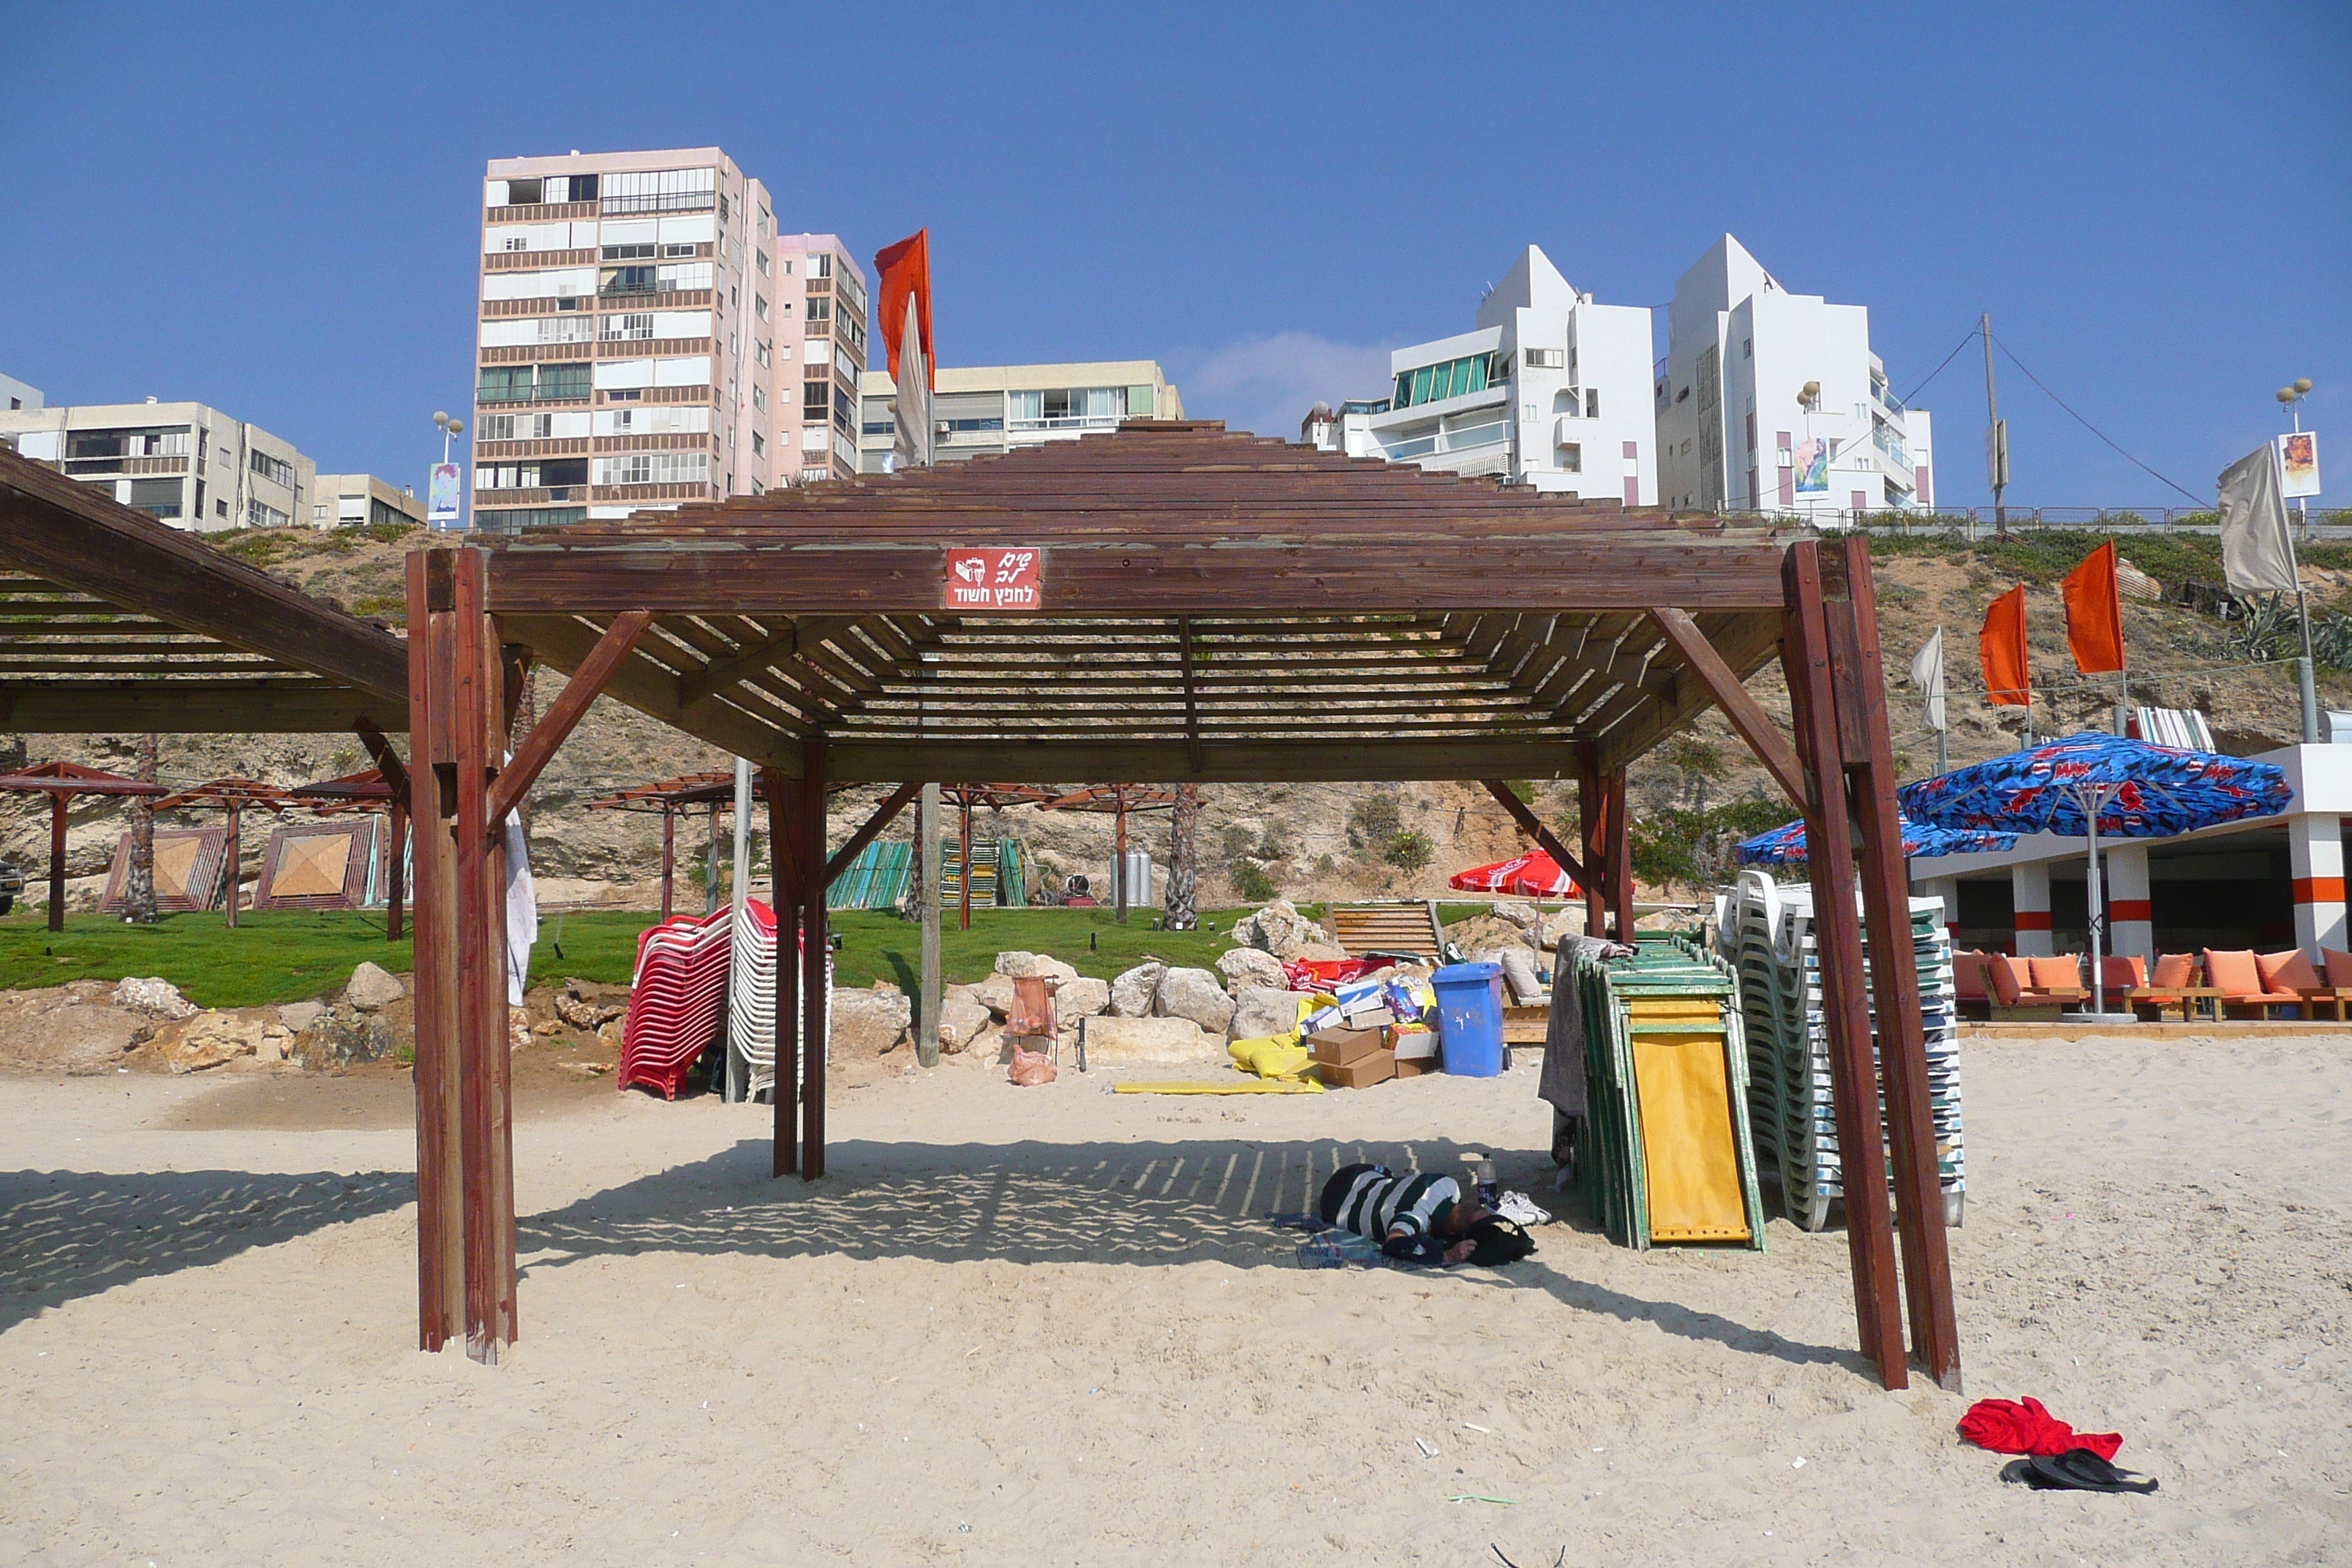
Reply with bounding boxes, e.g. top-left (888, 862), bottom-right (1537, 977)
top-left (799, 739), bottom-right (829, 1180)
top-left (1782, 538), bottom-right (1908, 1390)
top-left (0, 681), bottom-right (409, 734)
top-left (1645, 606), bottom-right (1805, 809)
top-left (678, 624), bottom-right (796, 708)
top-left (1180, 616), bottom-right (1202, 774)
top-left (762, 766), bottom-right (798, 1180)
top-left (0, 446), bottom-right (408, 700)
top-left (824, 782), bottom-right (920, 884)
top-left (483, 537), bottom-right (1792, 616)
top-left (1593, 609), bottom-right (1786, 778)
top-left (494, 611), bottom-right (803, 774)
top-left (1480, 780), bottom-right (1591, 887)
top-left (486, 611), bottom-right (654, 828)
top-left (354, 720), bottom-right (410, 804)
top-left (406, 551), bottom-right (463, 1352)
top-left (823, 739), bottom-right (1596, 784)
top-left (1823, 533), bottom-right (1963, 1392)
